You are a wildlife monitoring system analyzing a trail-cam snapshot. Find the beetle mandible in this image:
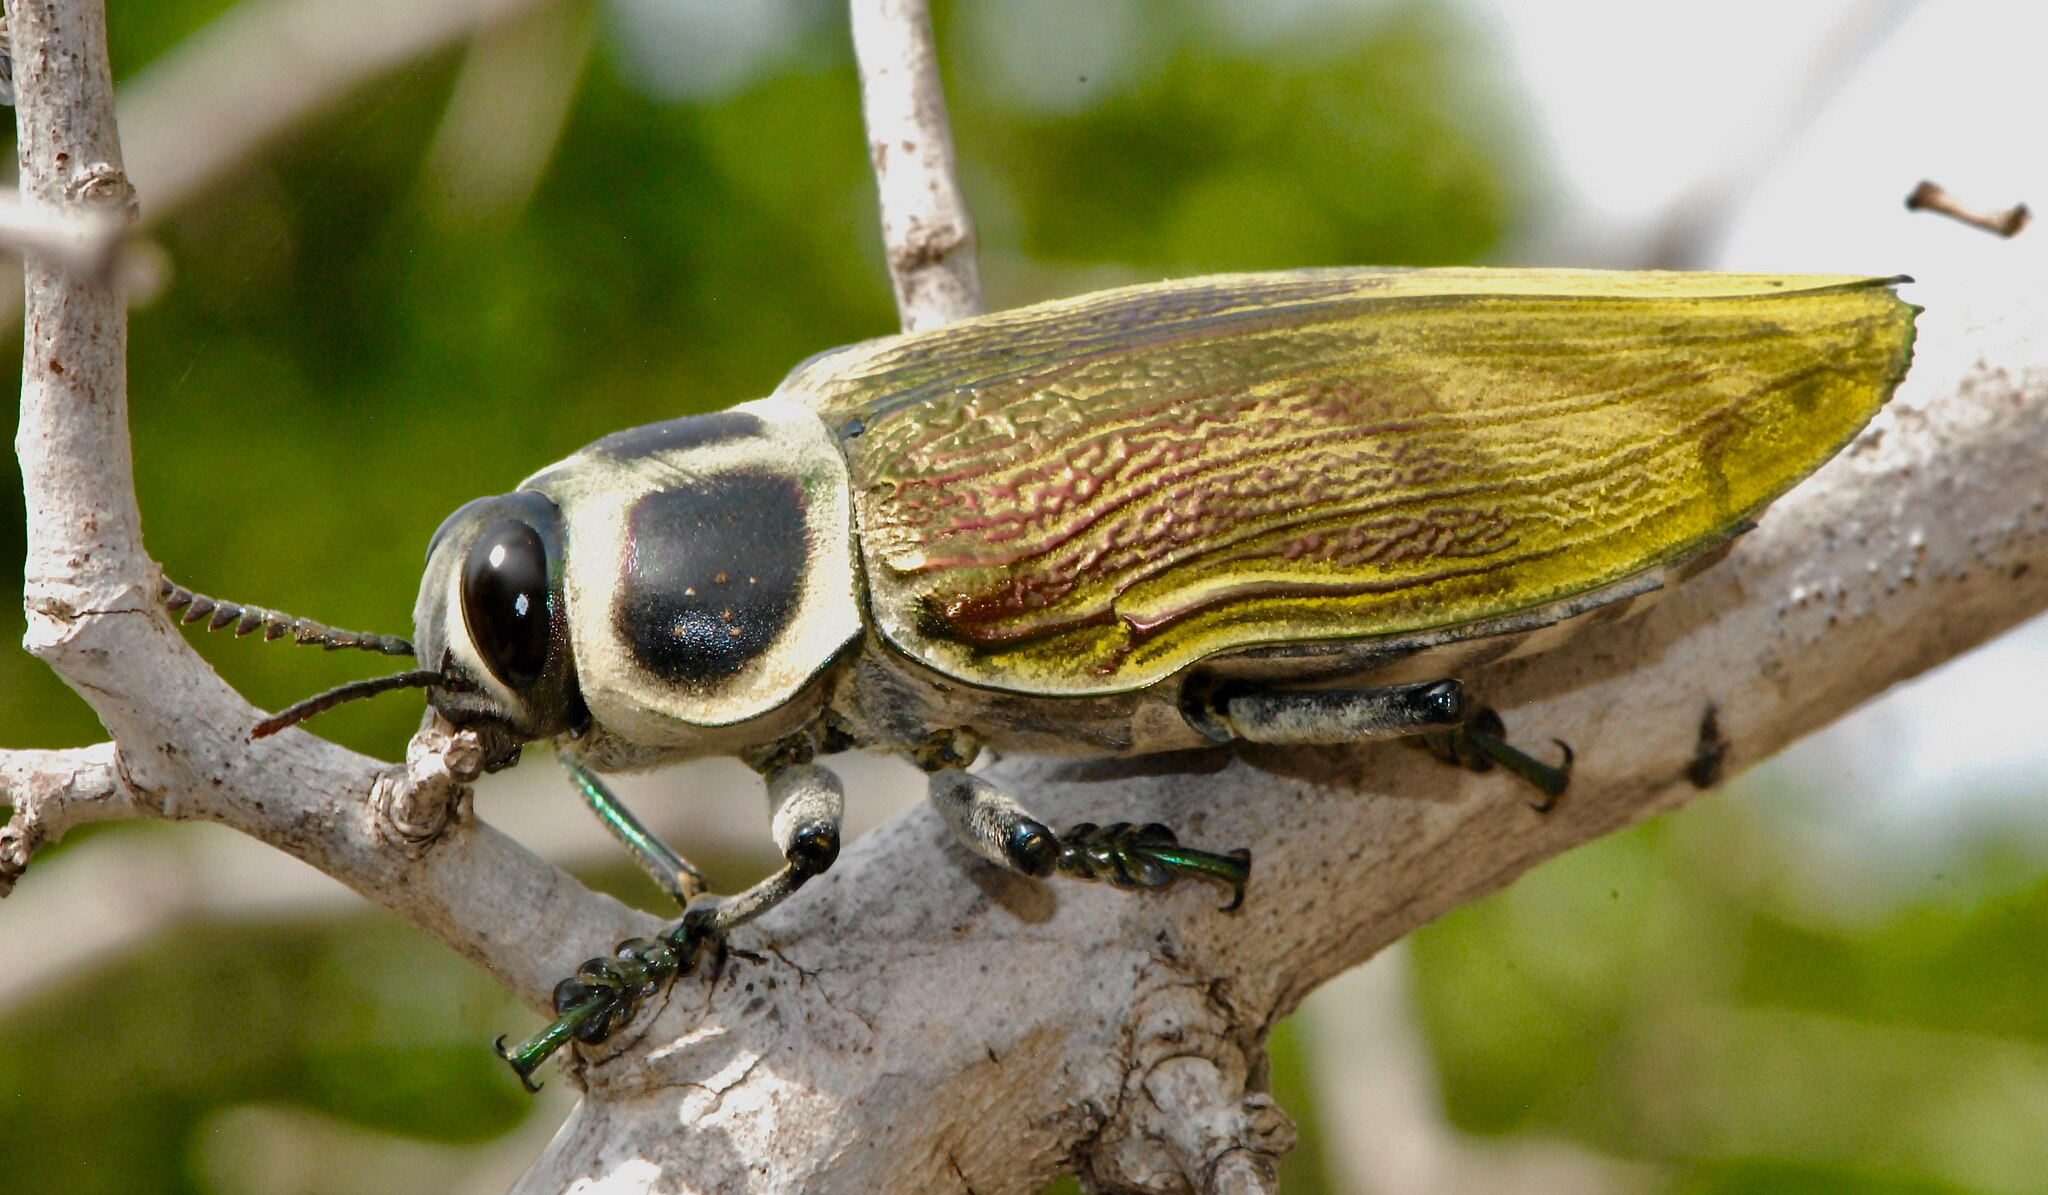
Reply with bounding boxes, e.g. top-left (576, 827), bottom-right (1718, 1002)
top-left (165, 266), bottom-right (1917, 1086)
